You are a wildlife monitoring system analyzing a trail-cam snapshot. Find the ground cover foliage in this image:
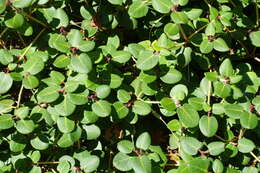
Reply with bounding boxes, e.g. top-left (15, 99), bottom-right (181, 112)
top-left (0, 0), bottom-right (260, 172)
